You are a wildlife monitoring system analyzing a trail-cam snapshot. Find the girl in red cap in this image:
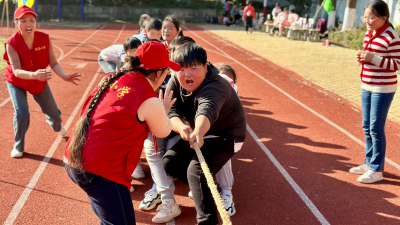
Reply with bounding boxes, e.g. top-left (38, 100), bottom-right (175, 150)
top-left (3, 5), bottom-right (81, 158)
top-left (64, 41), bottom-right (181, 225)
